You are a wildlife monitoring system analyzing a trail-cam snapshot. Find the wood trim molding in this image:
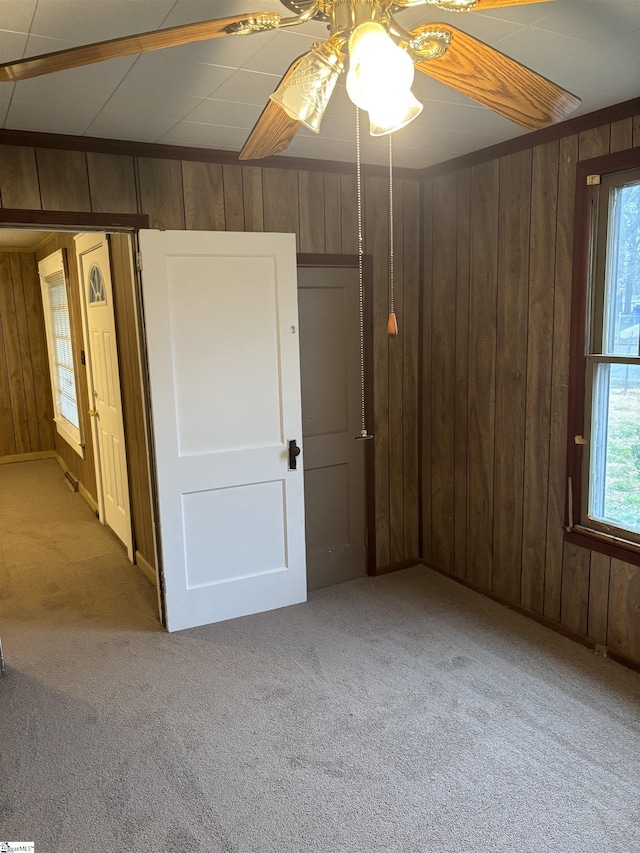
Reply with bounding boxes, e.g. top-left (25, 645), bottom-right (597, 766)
top-left (135, 551), bottom-right (157, 587)
top-left (0, 128), bottom-right (418, 180)
top-left (0, 208), bottom-right (149, 230)
top-left (564, 529), bottom-right (640, 569)
top-left (53, 452), bottom-right (99, 513)
top-left (566, 146), bottom-right (640, 566)
top-left (296, 252), bottom-right (377, 576)
top-left (0, 450), bottom-right (56, 465)
top-left (418, 97), bottom-right (640, 179)
top-left (0, 99), bottom-right (638, 181)
top-left (421, 560), bottom-right (640, 674)
top-left (371, 558), bottom-right (422, 576)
